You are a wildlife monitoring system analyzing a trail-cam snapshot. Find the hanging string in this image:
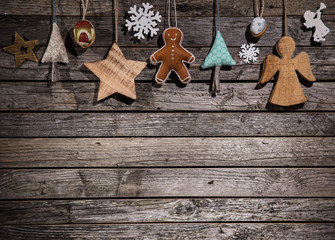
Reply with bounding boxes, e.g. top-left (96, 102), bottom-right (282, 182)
top-left (114, 0), bottom-right (118, 43)
top-left (253, 0), bottom-right (265, 17)
top-left (216, 0), bottom-right (220, 31)
top-left (283, 0), bottom-right (287, 36)
top-left (52, 0), bottom-right (57, 23)
top-left (168, 0), bottom-right (178, 28)
top-left (81, 0), bottom-right (89, 20)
